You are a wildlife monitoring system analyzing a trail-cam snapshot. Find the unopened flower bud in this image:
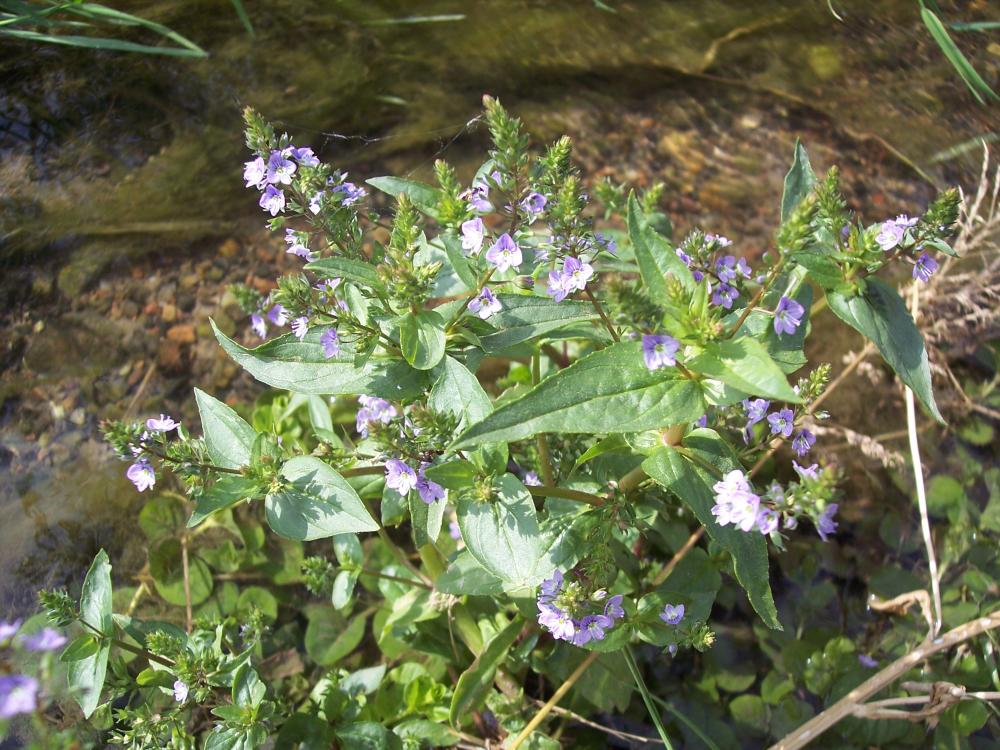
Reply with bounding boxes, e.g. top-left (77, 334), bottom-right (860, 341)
top-left (514, 275), bottom-right (535, 290)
